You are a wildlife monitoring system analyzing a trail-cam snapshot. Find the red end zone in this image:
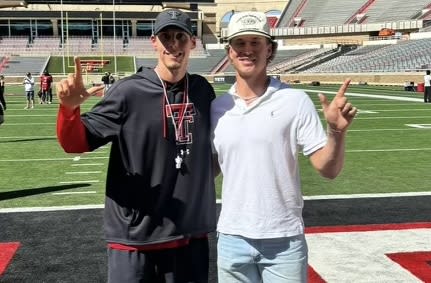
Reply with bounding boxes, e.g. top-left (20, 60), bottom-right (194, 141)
top-left (387, 252), bottom-right (431, 282)
top-left (0, 242), bottom-right (20, 276)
